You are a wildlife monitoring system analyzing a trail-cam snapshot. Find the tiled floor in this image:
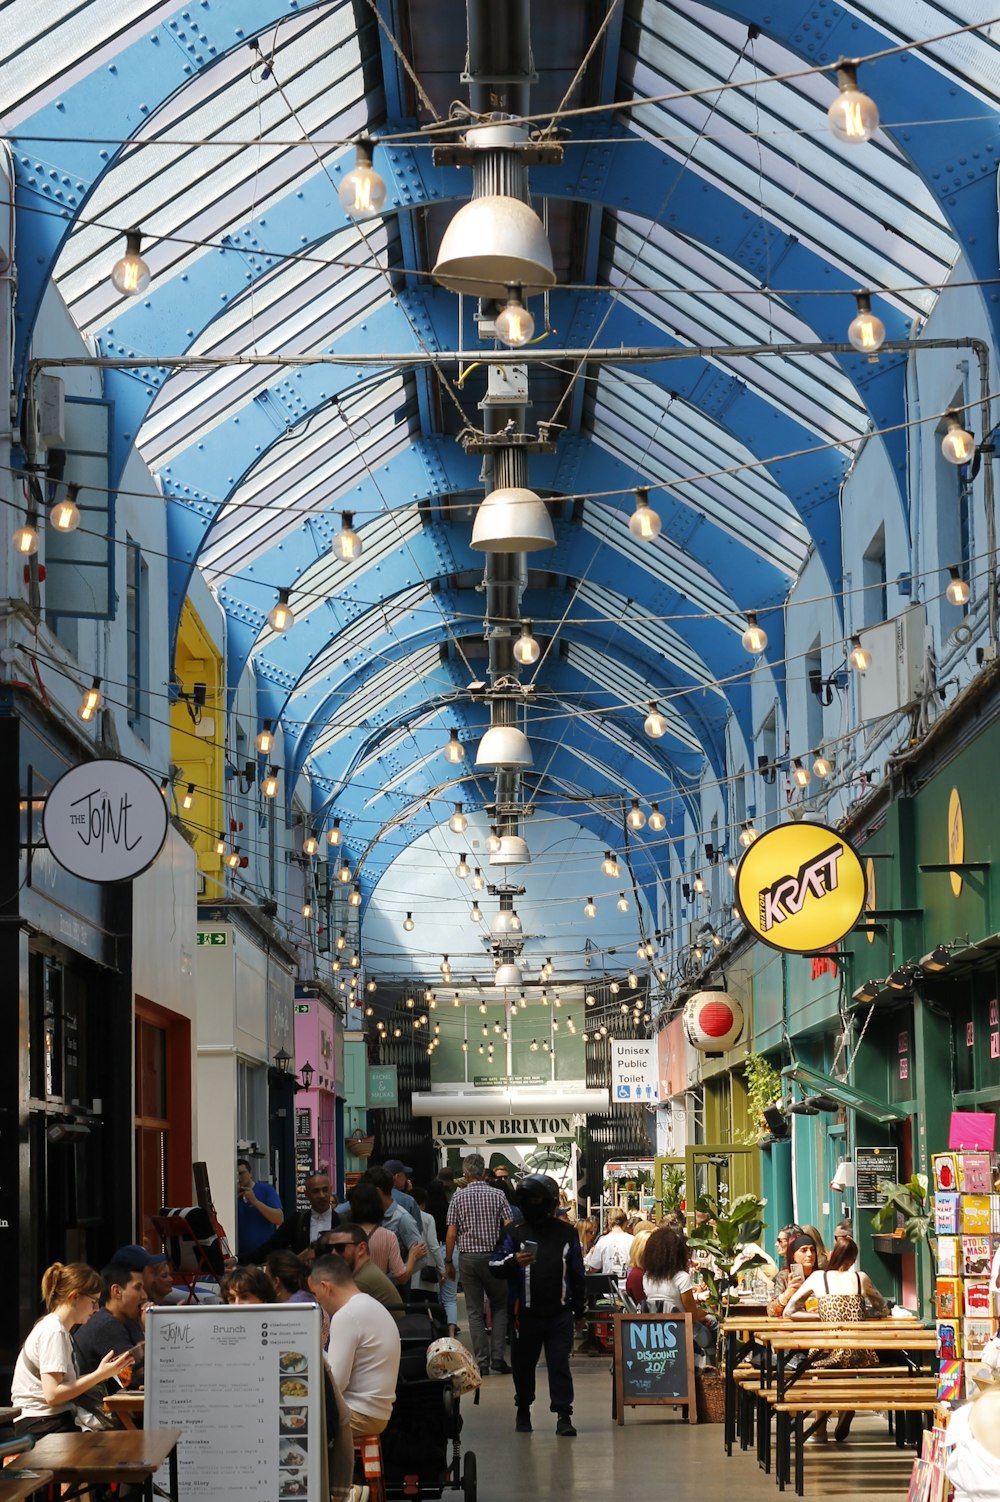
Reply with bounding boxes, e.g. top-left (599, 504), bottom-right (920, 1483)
top-left (459, 1352), bottom-right (916, 1502)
